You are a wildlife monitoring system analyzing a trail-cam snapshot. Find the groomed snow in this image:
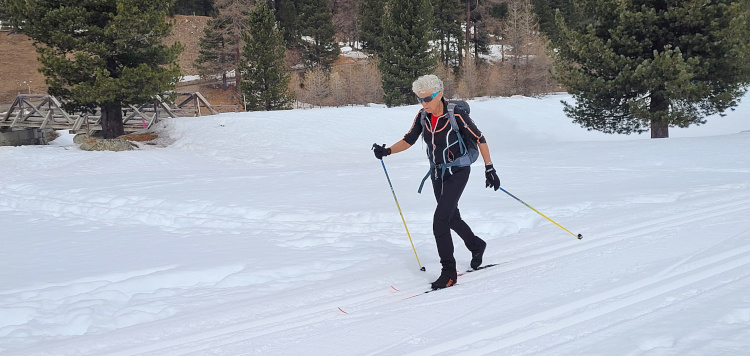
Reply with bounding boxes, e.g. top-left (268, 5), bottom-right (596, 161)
top-left (1, 93), bottom-right (750, 355)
